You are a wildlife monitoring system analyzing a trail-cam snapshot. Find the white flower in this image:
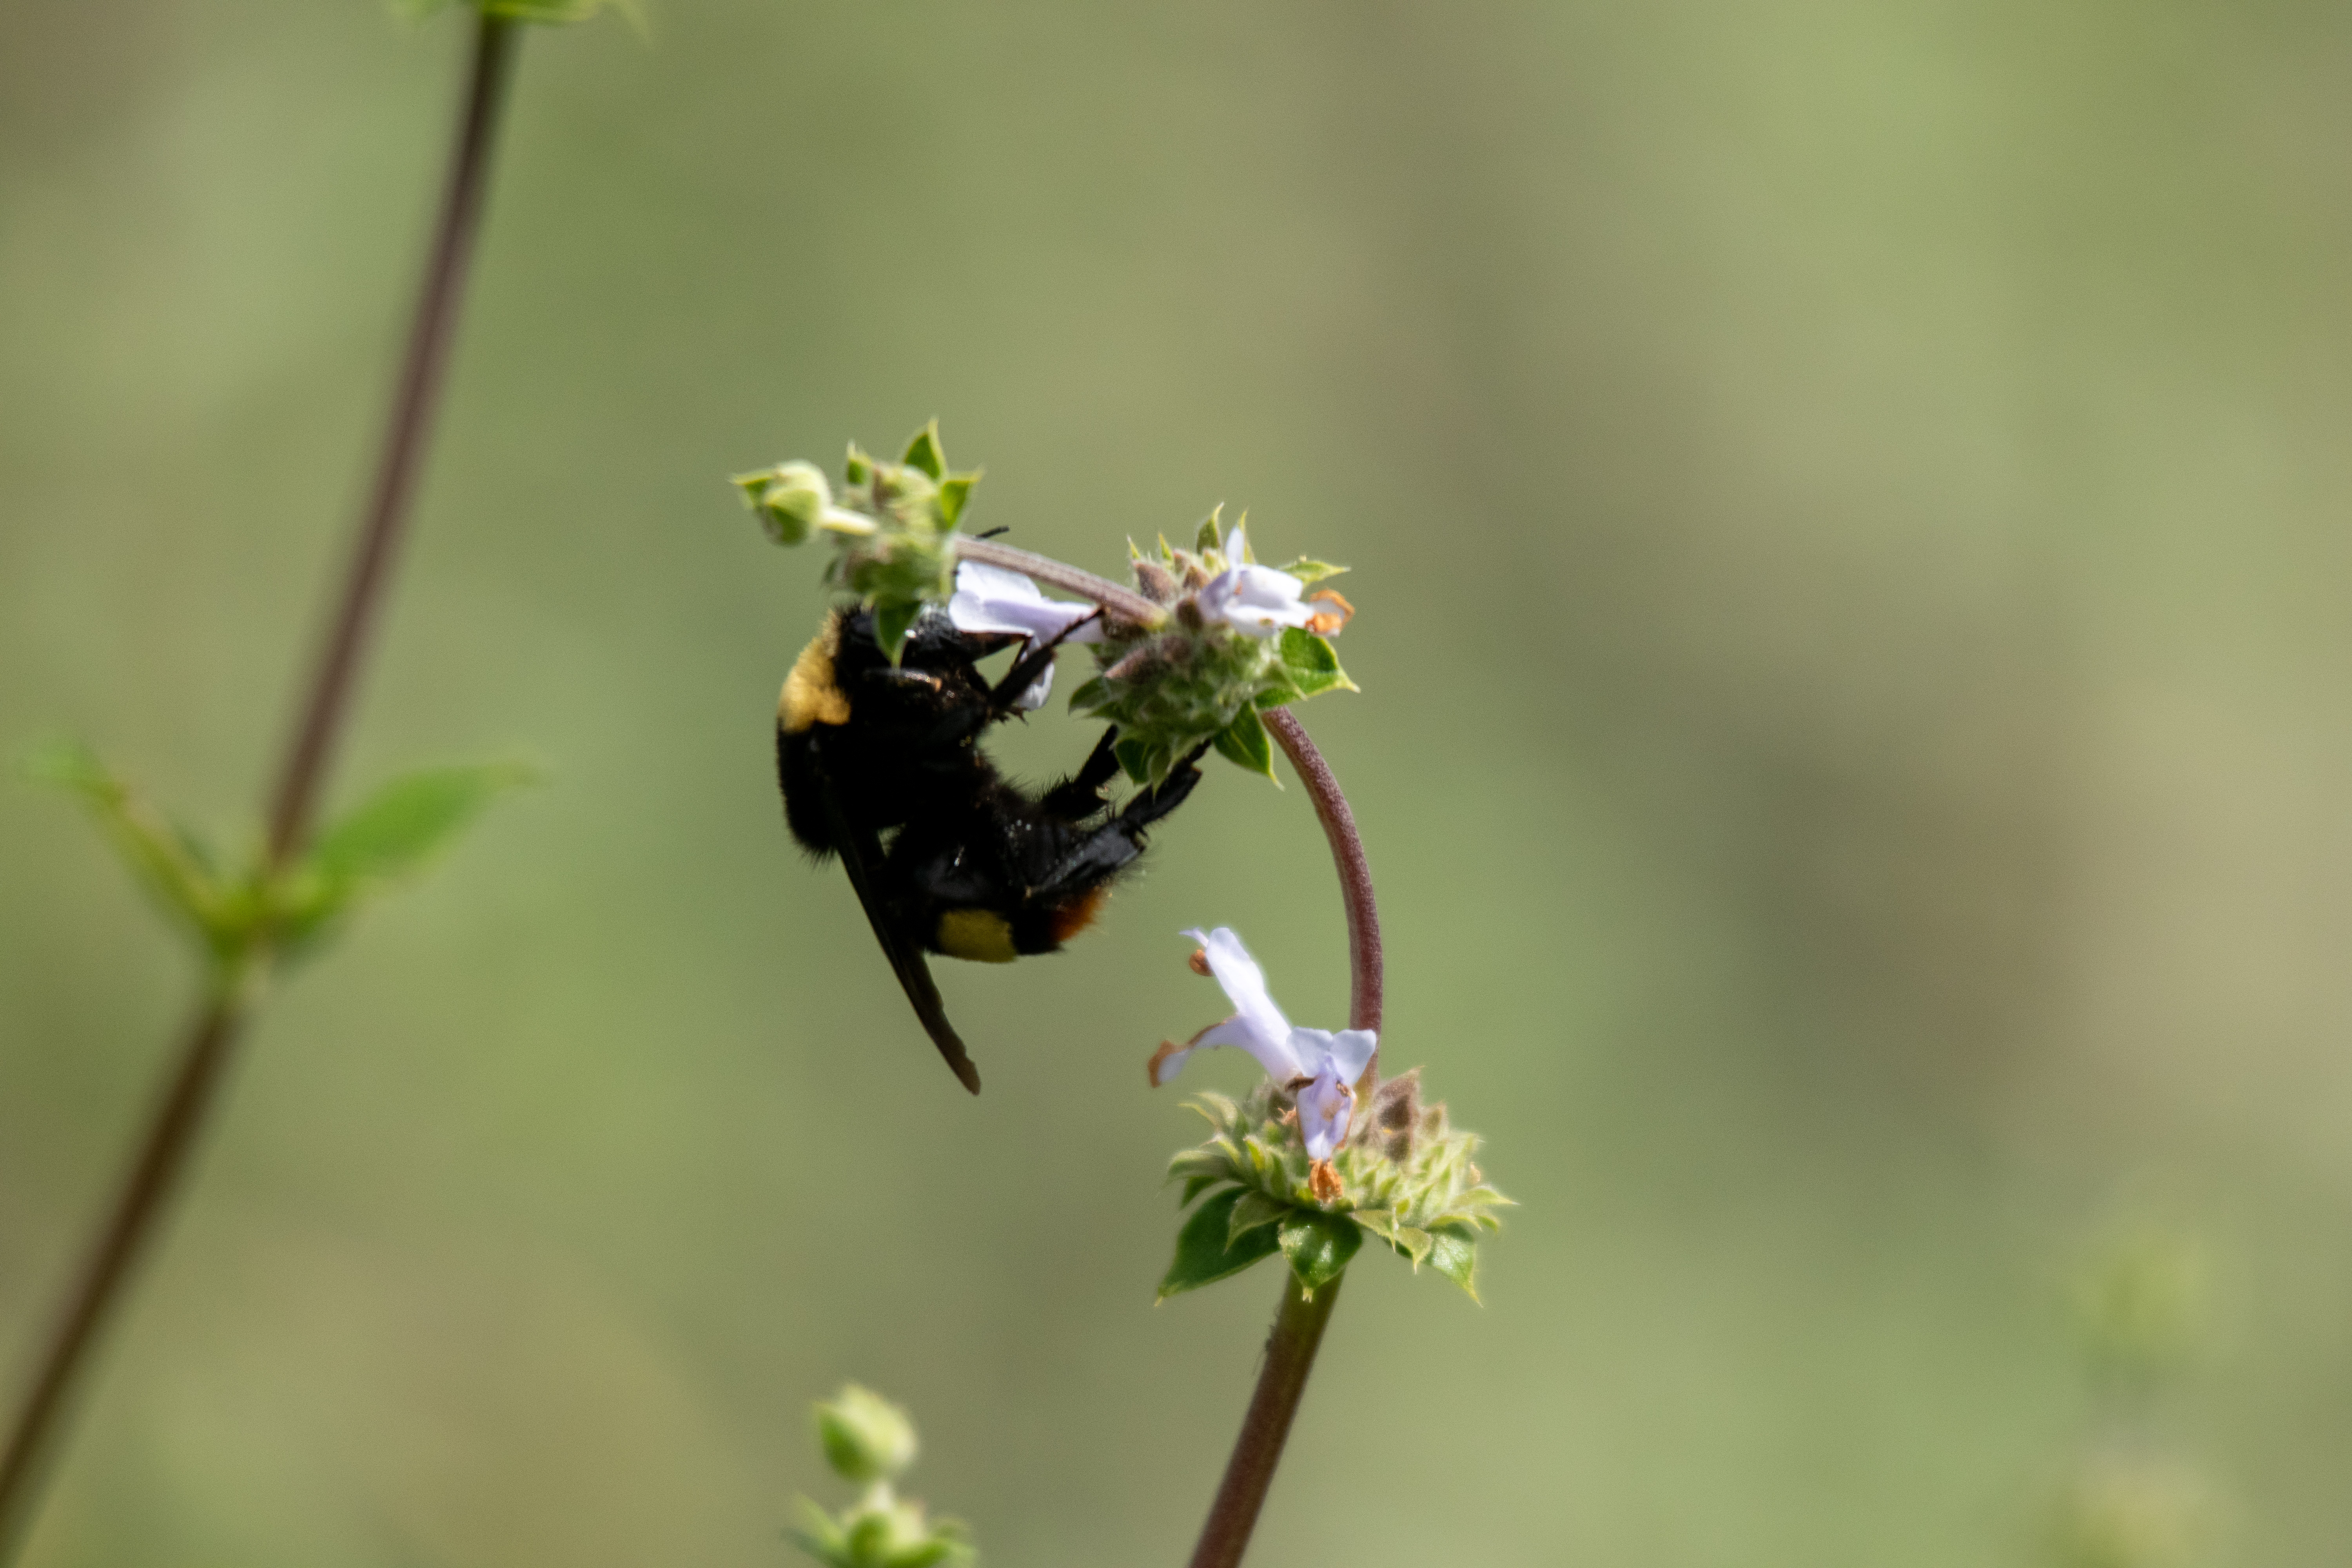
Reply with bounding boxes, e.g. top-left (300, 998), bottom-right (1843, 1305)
top-left (1150, 926), bottom-right (1377, 1165)
top-left (1195, 526), bottom-right (1353, 638)
top-left (947, 561), bottom-right (1105, 644)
